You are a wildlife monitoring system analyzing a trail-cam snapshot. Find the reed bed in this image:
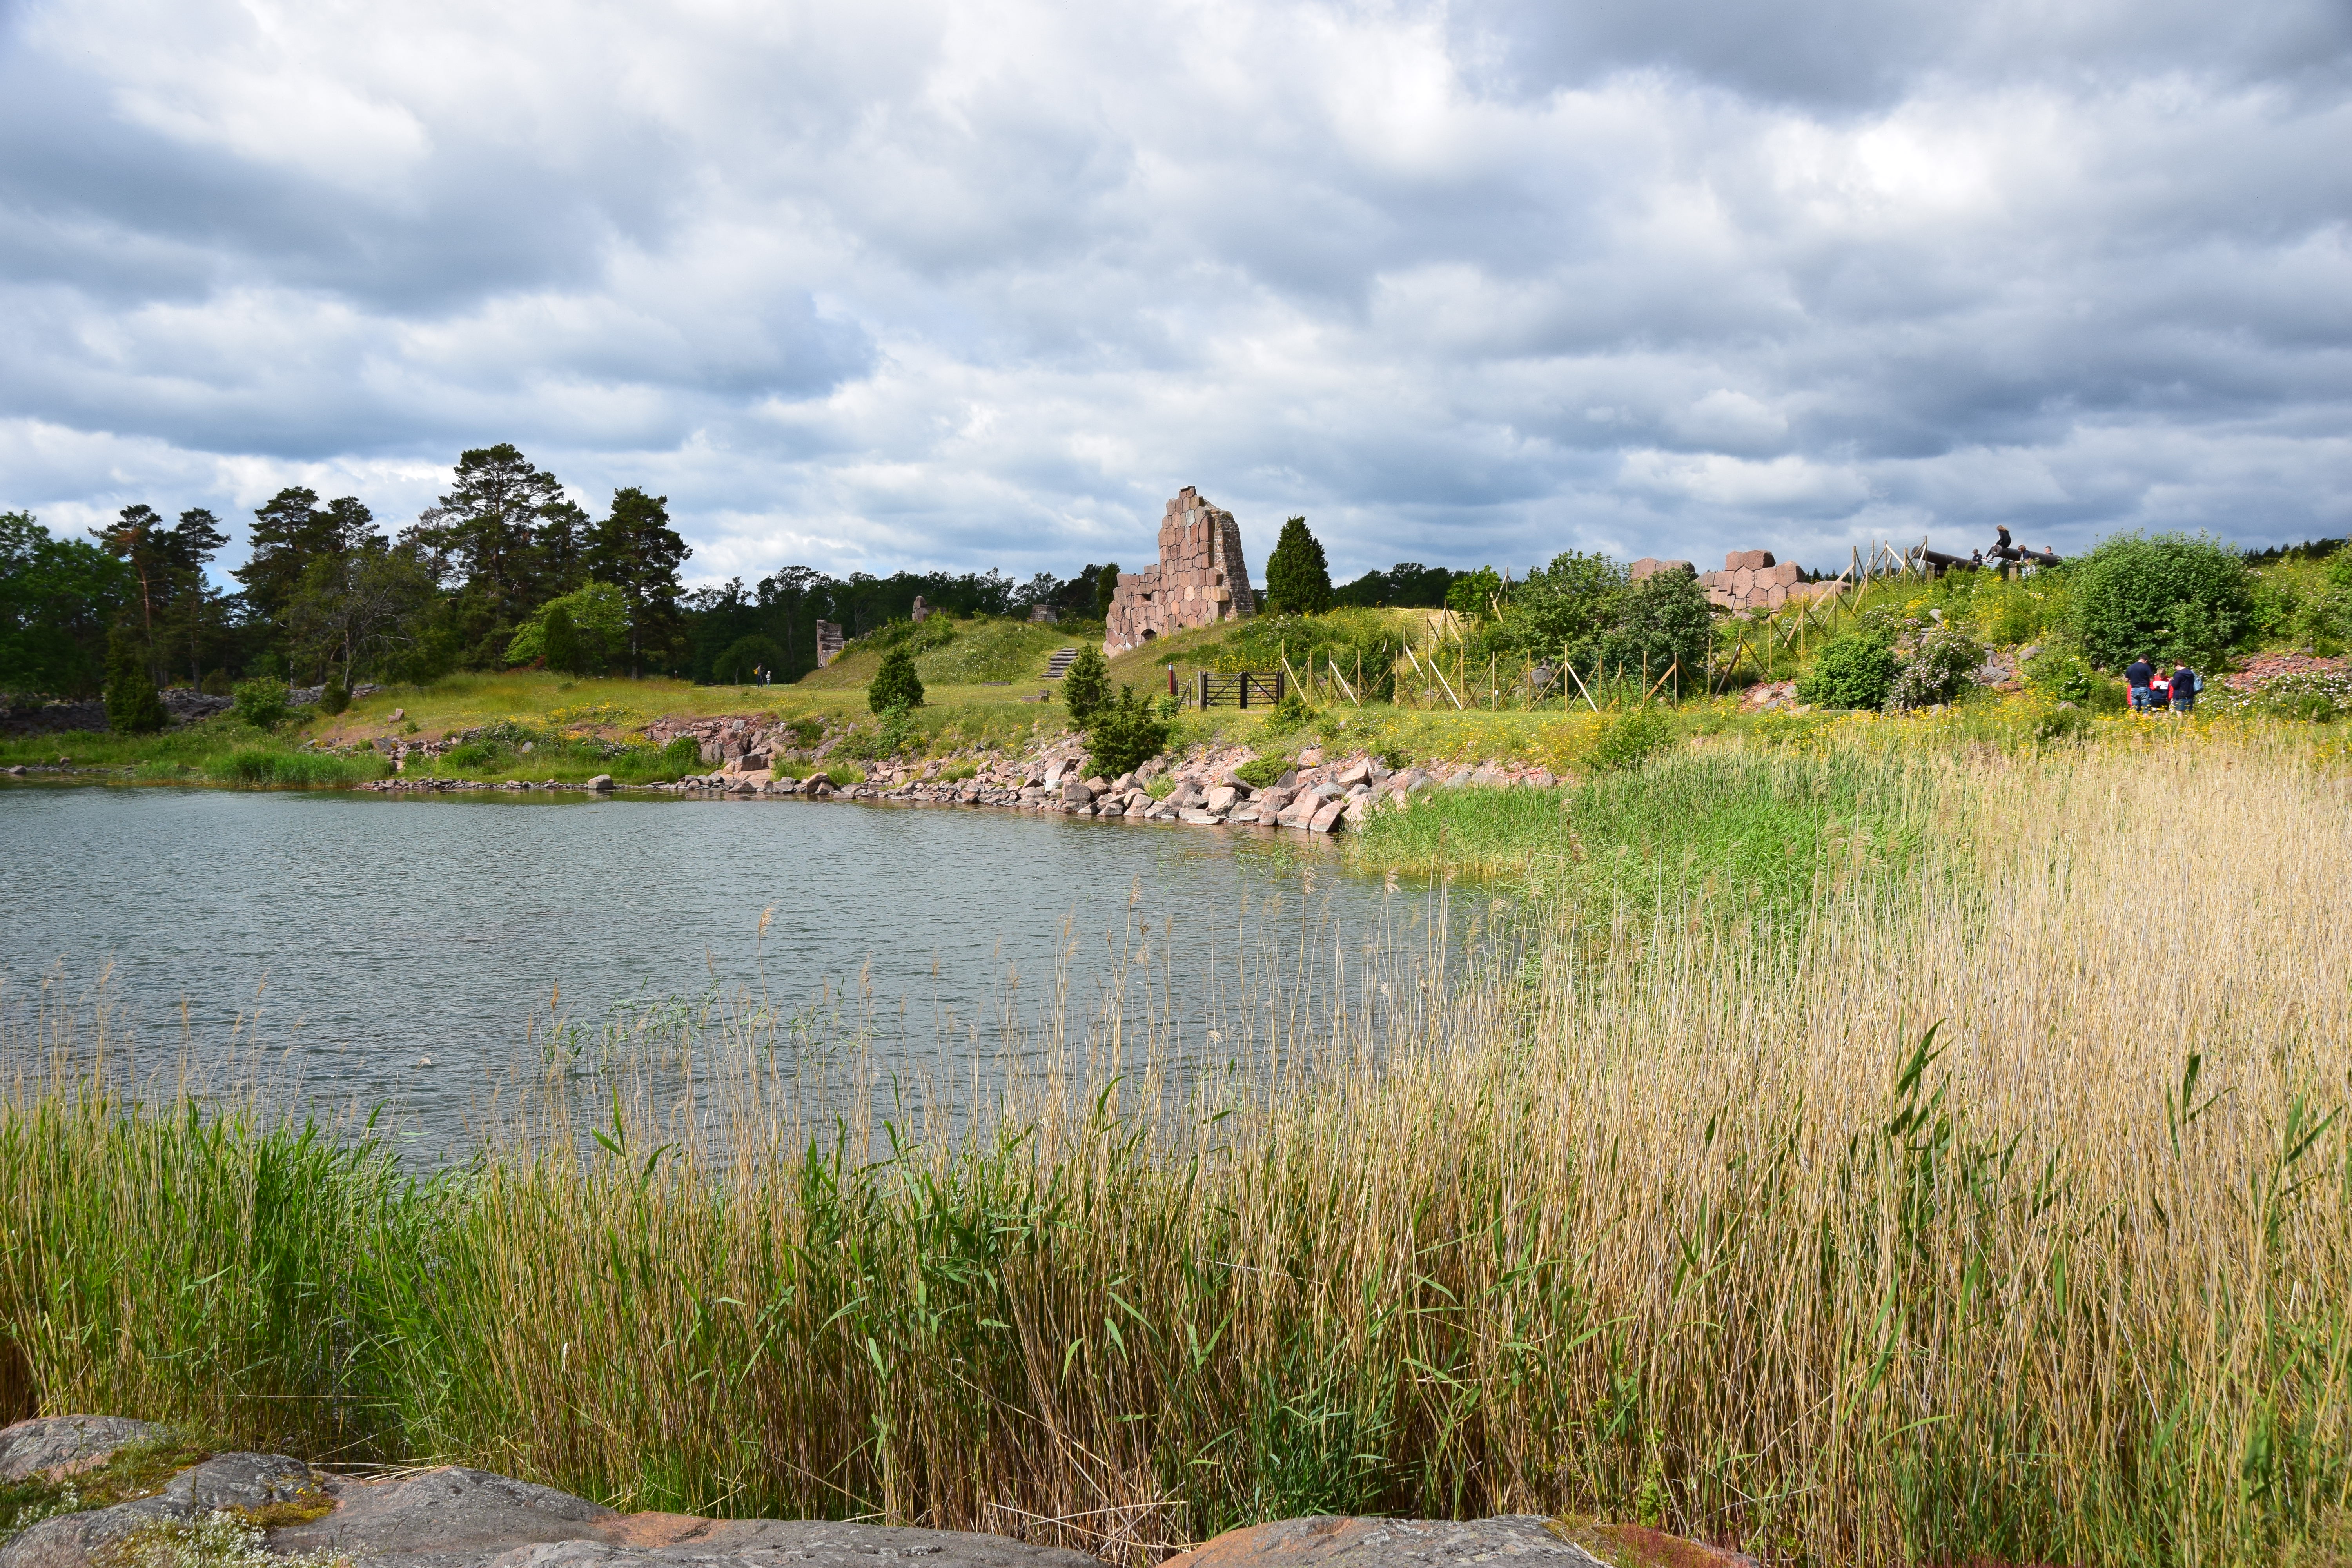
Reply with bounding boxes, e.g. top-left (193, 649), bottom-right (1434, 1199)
top-left (2, 741), bottom-right (2348, 1568)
